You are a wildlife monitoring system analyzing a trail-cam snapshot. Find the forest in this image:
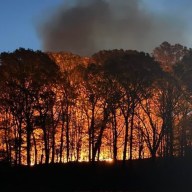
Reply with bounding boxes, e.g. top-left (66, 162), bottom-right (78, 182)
top-left (0, 41), bottom-right (192, 167)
